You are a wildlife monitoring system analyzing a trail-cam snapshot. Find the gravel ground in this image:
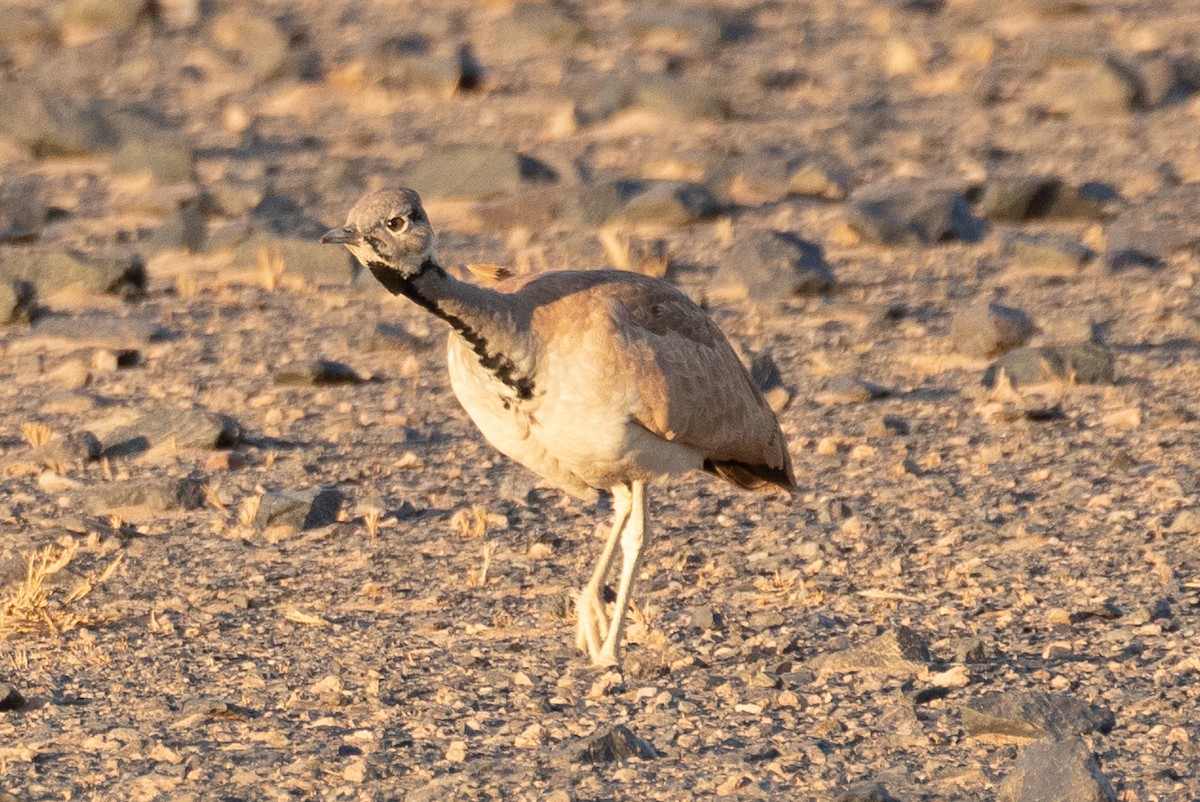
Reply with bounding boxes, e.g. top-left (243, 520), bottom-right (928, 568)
top-left (1, 0), bottom-right (1199, 799)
